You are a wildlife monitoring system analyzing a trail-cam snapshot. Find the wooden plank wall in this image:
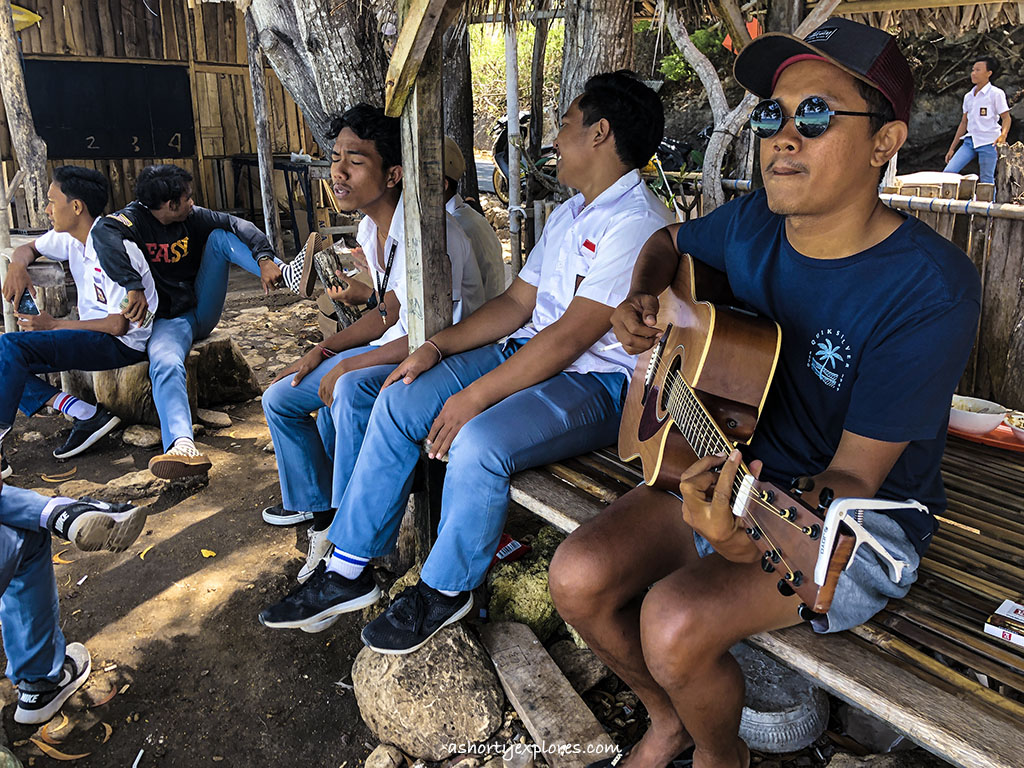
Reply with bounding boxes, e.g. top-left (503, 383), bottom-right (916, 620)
top-left (3, 0), bottom-right (315, 215)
